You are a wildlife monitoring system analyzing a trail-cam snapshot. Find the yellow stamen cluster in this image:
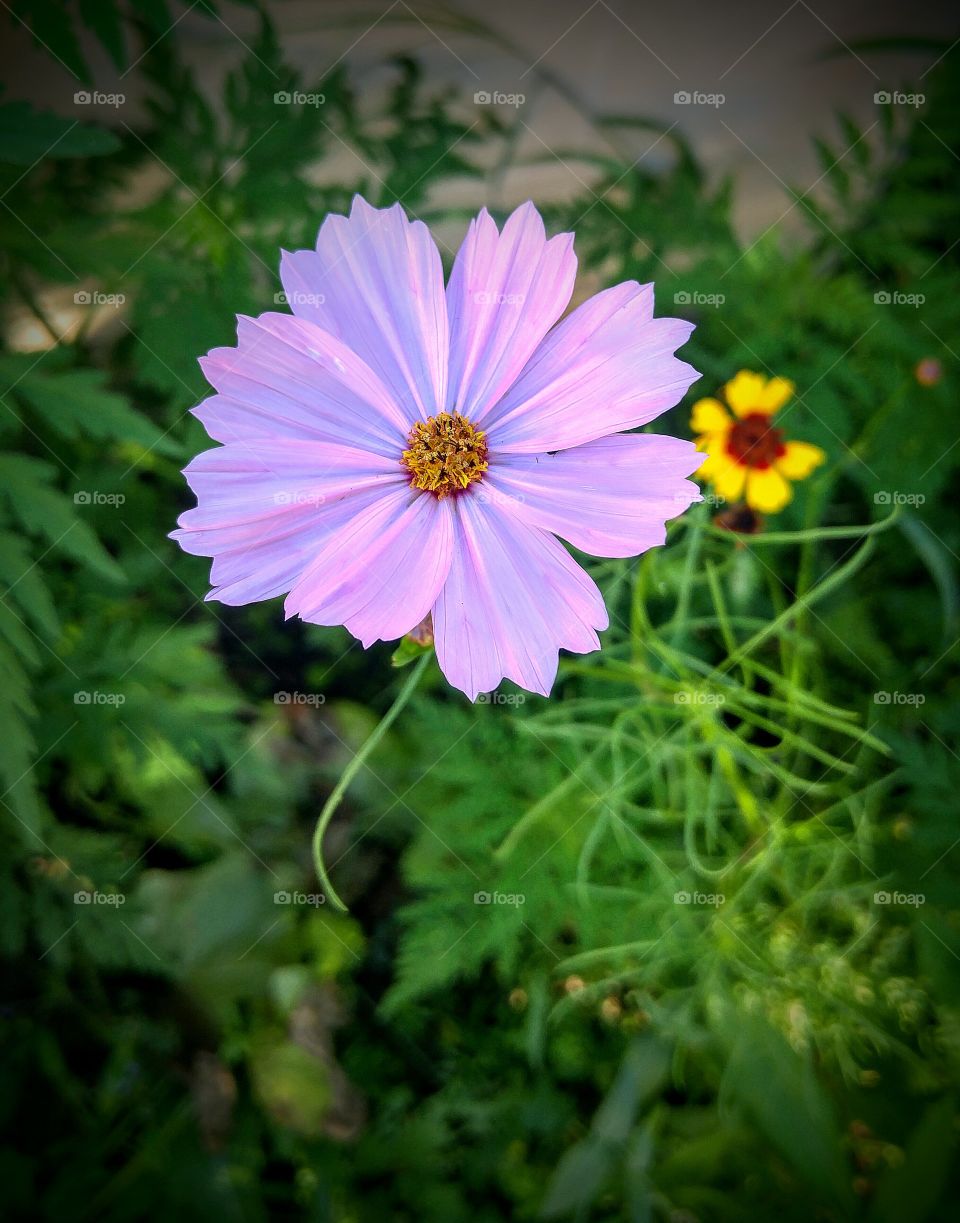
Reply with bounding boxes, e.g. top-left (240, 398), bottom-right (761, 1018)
top-left (401, 411), bottom-right (488, 499)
